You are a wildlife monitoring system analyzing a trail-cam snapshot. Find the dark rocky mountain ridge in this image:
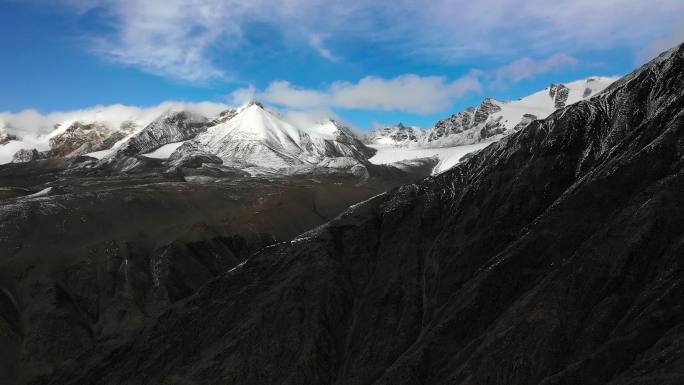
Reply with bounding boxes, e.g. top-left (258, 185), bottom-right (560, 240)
top-left (23, 43), bottom-right (684, 385)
